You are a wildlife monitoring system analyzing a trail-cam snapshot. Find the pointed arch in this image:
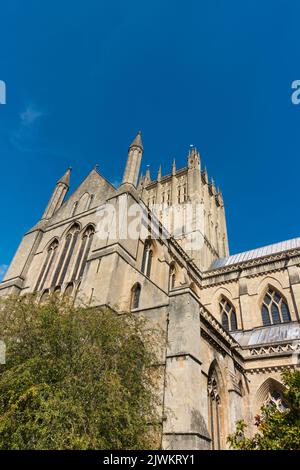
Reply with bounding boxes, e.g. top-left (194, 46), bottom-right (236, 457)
top-left (261, 286), bottom-right (291, 326)
top-left (53, 286), bottom-right (61, 295)
top-left (61, 221), bottom-right (82, 238)
top-left (207, 360), bottom-right (226, 450)
top-left (45, 237), bottom-right (60, 251)
top-left (35, 238), bottom-right (59, 292)
top-left (146, 249), bottom-right (153, 277)
top-left (71, 224), bottom-right (95, 281)
top-left (131, 283), bottom-right (141, 310)
top-left (169, 262), bottom-right (177, 290)
top-left (210, 286), bottom-right (235, 319)
top-left (141, 239), bottom-right (155, 279)
top-left (64, 282), bottom-right (74, 297)
top-left (255, 377), bottom-right (287, 412)
top-left (207, 359), bottom-right (225, 386)
top-left (51, 223), bottom-right (80, 288)
top-left (40, 289), bottom-right (50, 304)
top-left (219, 296), bottom-right (238, 331)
